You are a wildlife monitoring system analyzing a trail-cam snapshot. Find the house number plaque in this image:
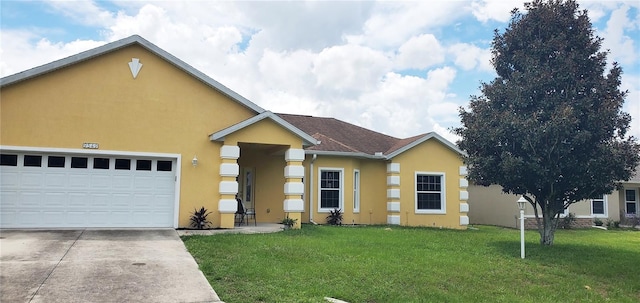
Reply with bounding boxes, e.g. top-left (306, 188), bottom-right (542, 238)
top-left (82, 142), bottom-right (99, 149)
